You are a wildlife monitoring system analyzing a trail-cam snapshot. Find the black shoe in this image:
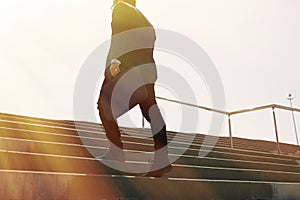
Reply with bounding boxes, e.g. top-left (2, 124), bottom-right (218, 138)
top-left (96, 146), bottom-right (125, 161)
top-left (143, 164), bottom-right (172, 177)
